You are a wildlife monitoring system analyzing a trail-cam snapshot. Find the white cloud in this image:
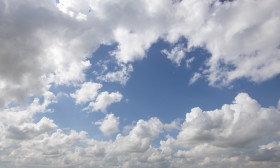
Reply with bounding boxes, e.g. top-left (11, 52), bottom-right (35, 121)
top-left (87, 91), bottom-right (123, 112)
top-left (70, 82), bottom-right (102, 104)
top-left (167, 0), bottom-right (280, 86)
top-left (113, 117), bottom-right (163, 153)
top-left (1, 93), bottom-right (280, 167)
top-left (189, 72), bottom-right (202, 85)
top-left (95, 113), bottom-right (119, 136)
top-left (176, 93), bottom-right (280, 148)
top-left (1, 0), bottom-right (279, 109)
top-left (97, 64), bottom-right (133, 85)
top-left (6, 117), bottom-right (57, 140)
top-left (162, 44), bottom-right (187, 66)
top-left (1, 0), bottom-right (280, 167)
top-left (185, 57), bottom-right (195, 69)
top-left (163, 119), bottom-right (181, 131)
